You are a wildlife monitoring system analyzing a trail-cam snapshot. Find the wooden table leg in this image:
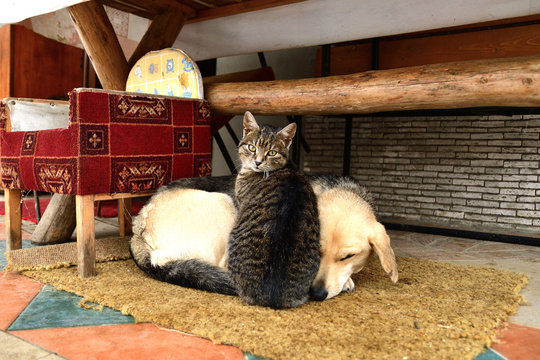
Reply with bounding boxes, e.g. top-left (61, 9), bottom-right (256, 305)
top-left (76, 194), bottom-right (95, 277)
top-left (4, 188), bottom-right (22, 251)
top-left (118, 197), bottom-right (133, 237)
